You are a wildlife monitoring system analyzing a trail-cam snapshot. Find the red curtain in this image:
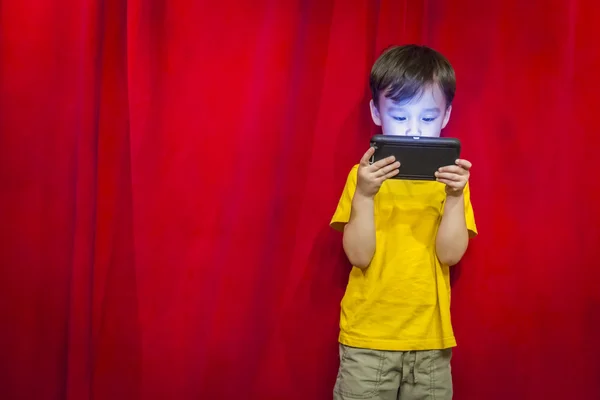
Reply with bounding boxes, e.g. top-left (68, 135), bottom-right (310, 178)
top-left (1, 0), bottom-right (599, 399)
